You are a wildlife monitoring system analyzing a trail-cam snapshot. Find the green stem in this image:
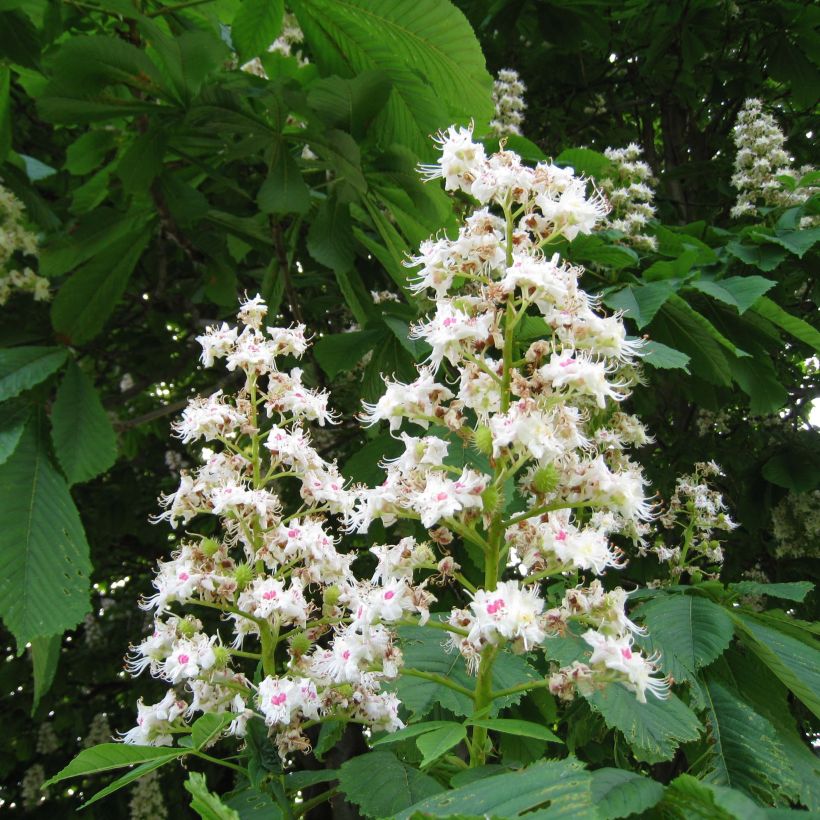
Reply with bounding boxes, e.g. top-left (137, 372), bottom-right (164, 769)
top-left (490, 677), bottom-right (551, 701)
top-left (503, 501), bottom-right (588, 529)
top-left (295, 788), bottom-right (338, 817)
top-left (192, 750), bottom-right (245, 774)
